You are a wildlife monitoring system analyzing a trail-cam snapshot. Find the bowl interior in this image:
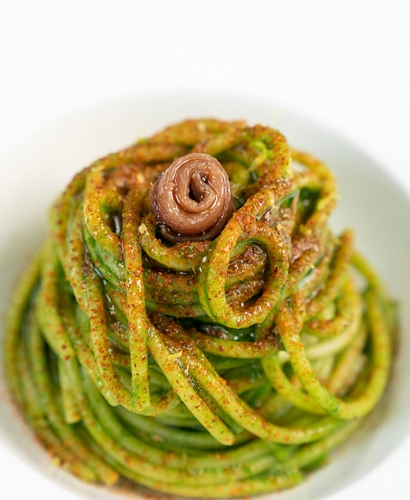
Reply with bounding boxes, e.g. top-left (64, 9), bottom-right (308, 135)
top-left (1, 92), bottom-right (410, 500)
